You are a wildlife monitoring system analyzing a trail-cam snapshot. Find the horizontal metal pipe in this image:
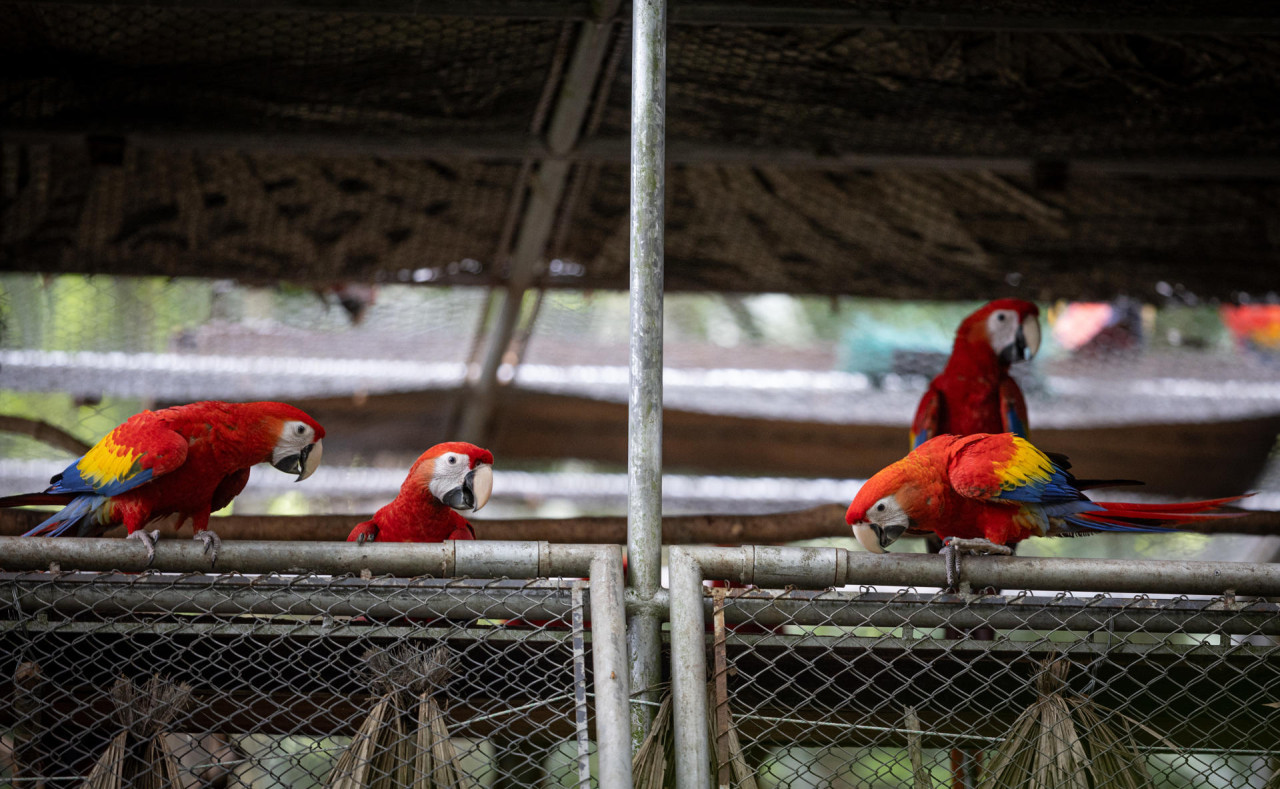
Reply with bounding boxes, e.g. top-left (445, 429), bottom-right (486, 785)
top-left (843, 552), bottom-right (1280, 597)
top-left (2, 576), bottom-right (582, 621)
top-left (704, 594), bottom-right (1280, 636)
top-left (679, 546), bottom-right (1280, 597)
top-left (5, 573), bottom-right (1274, 636)
top-left (0, 537), bottom-right (607, 578)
